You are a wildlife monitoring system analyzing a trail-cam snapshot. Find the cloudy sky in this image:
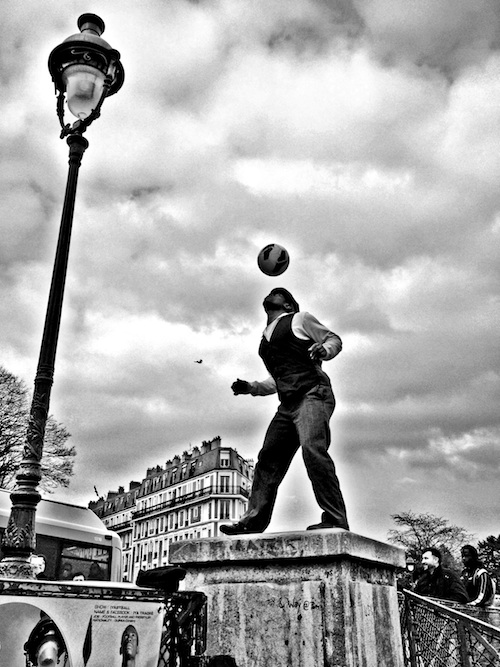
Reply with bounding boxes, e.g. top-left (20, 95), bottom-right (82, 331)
top-left (1, 0), bottom-right (499, 546)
